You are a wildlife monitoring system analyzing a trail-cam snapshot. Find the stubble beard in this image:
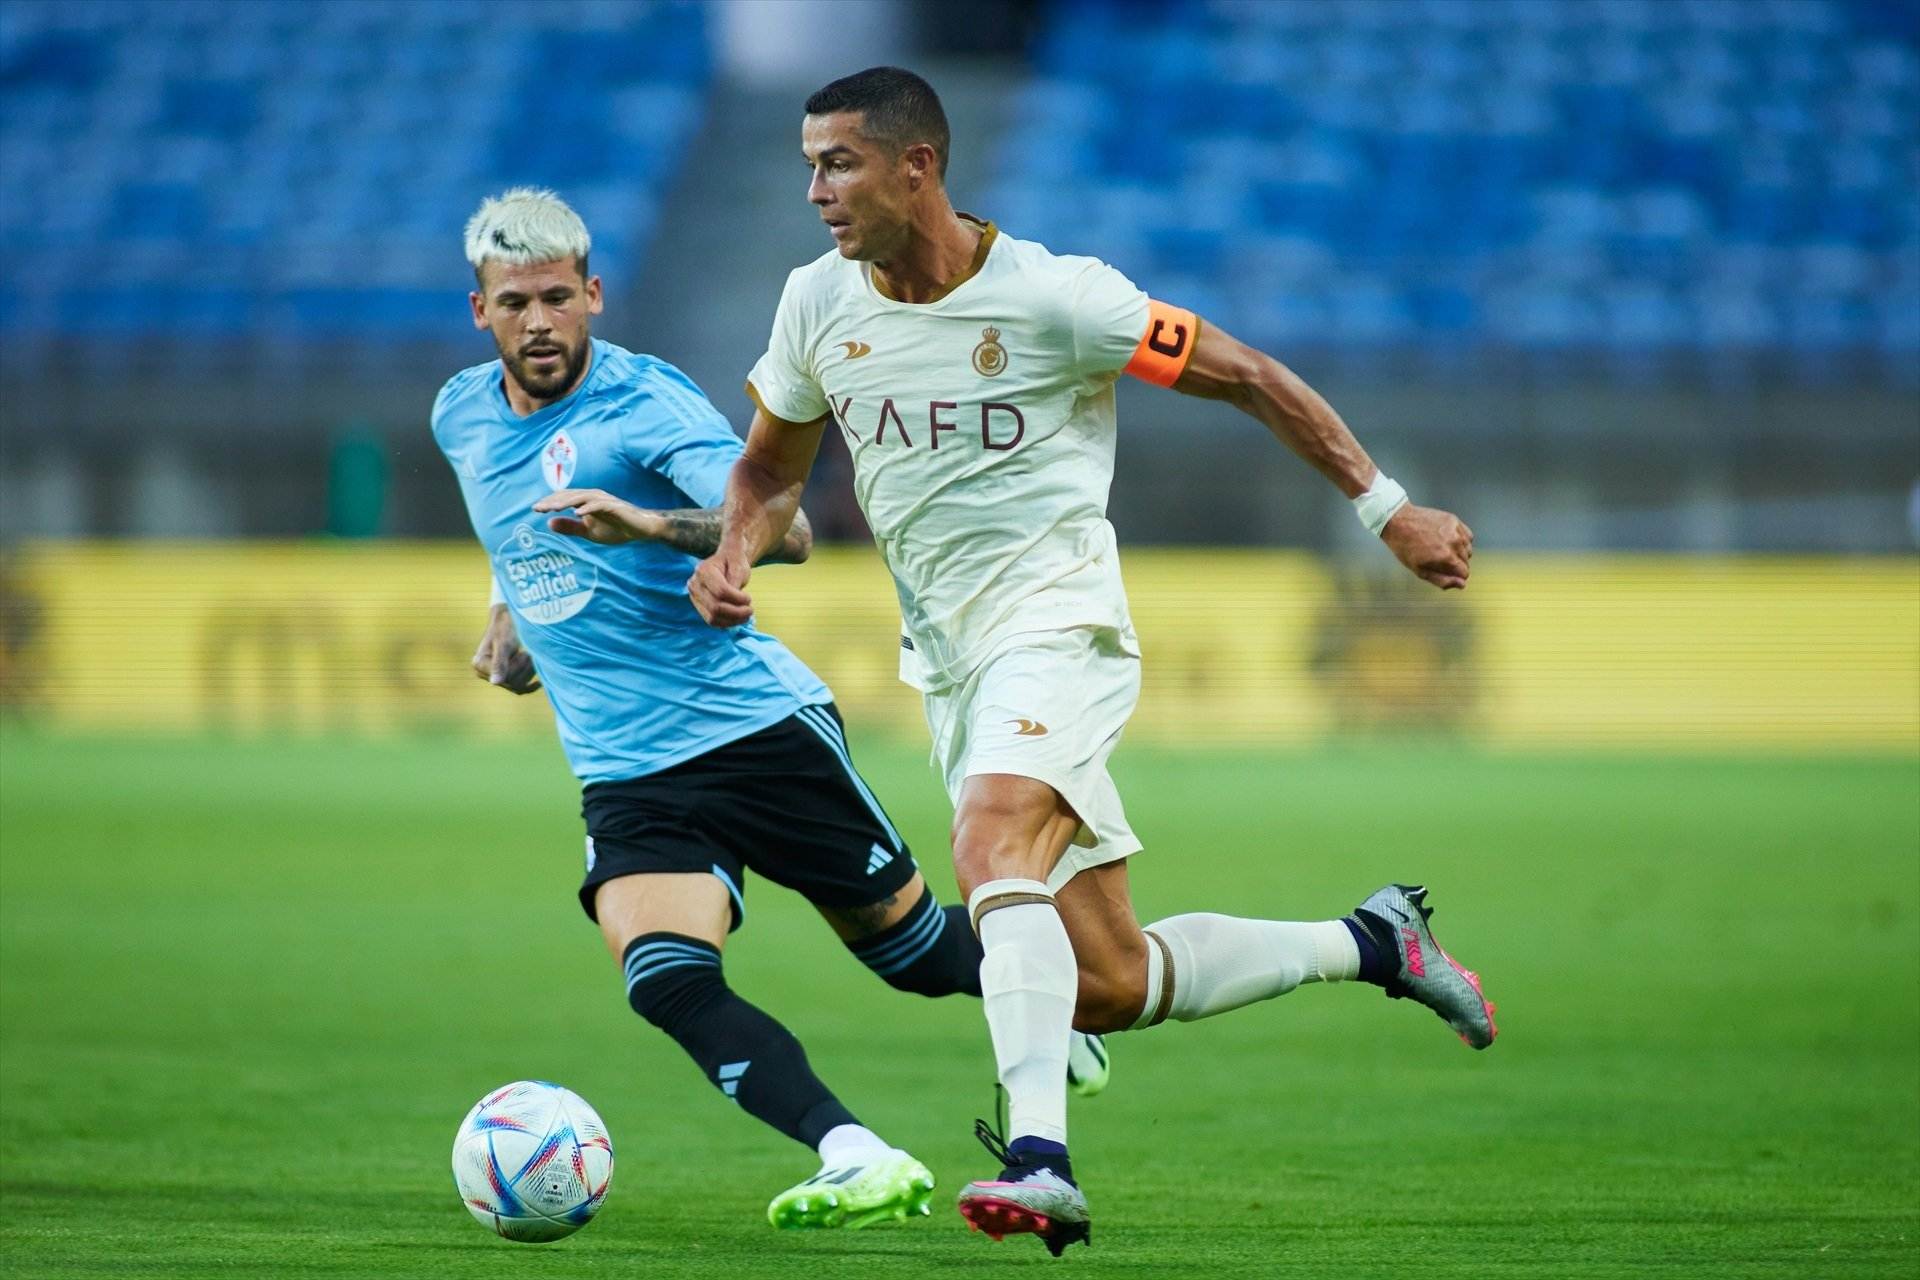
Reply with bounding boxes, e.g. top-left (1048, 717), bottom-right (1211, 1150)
top-left (505, 336), bottom-right (589, 403)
